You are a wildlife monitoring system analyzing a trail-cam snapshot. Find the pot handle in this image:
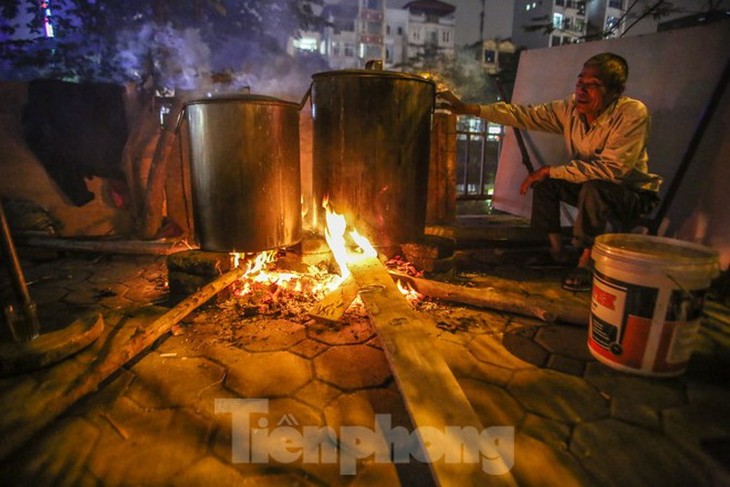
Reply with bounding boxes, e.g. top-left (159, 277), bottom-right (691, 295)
top-left (365, 59), bottom-right (383, 70)
top-left (298, 82), bottom-right (313, 111)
